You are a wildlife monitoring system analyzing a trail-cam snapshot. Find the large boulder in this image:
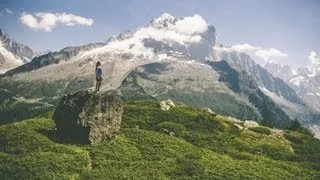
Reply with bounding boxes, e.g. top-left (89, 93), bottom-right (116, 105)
top-left (53, 90), bottom-right (123, 144)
